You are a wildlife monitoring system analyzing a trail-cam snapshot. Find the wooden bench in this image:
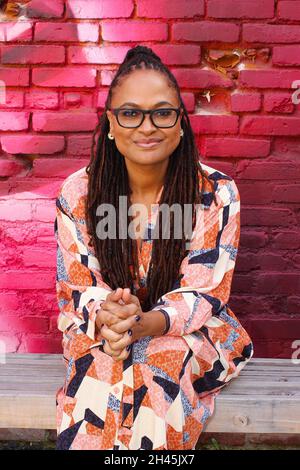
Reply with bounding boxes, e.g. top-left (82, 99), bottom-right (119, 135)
top-left (0, 354), bottom-right (299, 434)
